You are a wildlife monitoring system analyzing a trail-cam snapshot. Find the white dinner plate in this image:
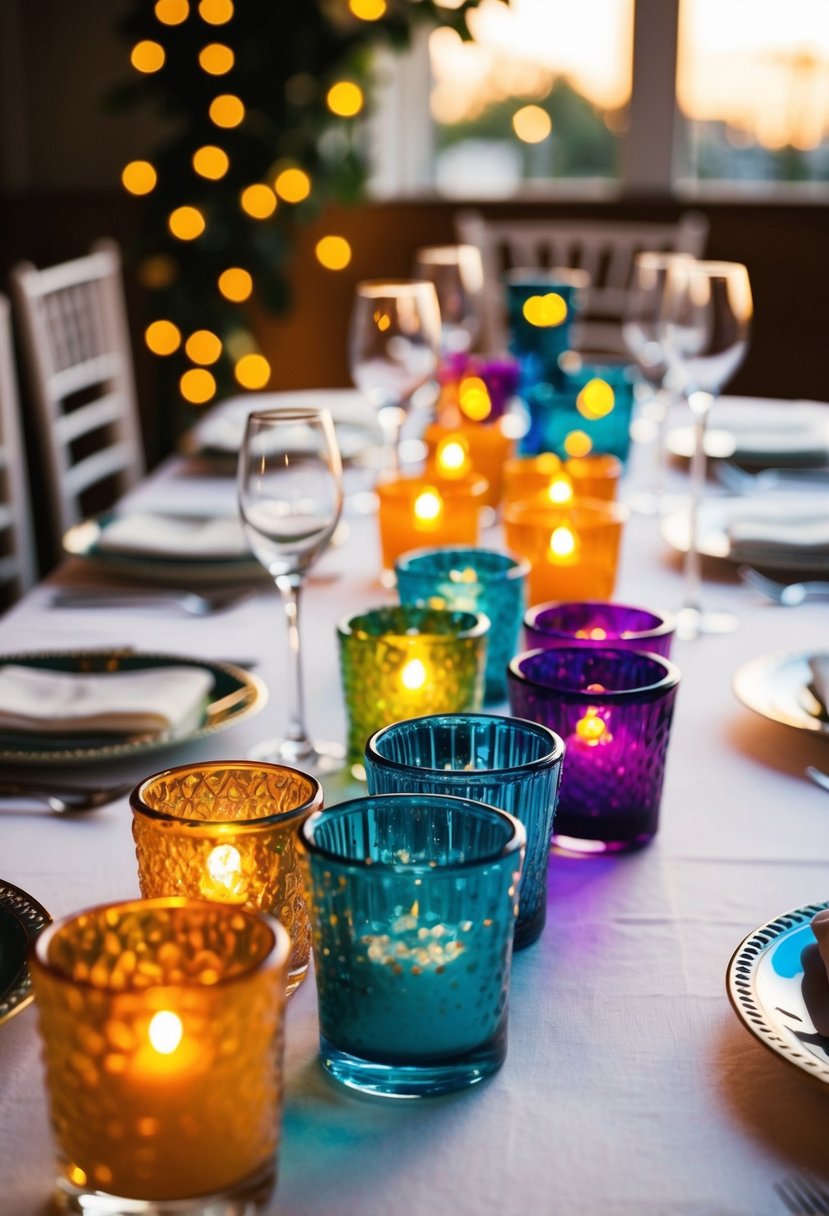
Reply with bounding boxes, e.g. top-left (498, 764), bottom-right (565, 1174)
top-left (732, 649), bottom-right (829, 738)
top-left (0, 650), bottom-right (267, 765)
top-left (666, 397), bottom-right (829, 468)
top-left (727, 900), bottom-right (829, 1087)
top-left (660, 493), bottom-right (829, 575)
